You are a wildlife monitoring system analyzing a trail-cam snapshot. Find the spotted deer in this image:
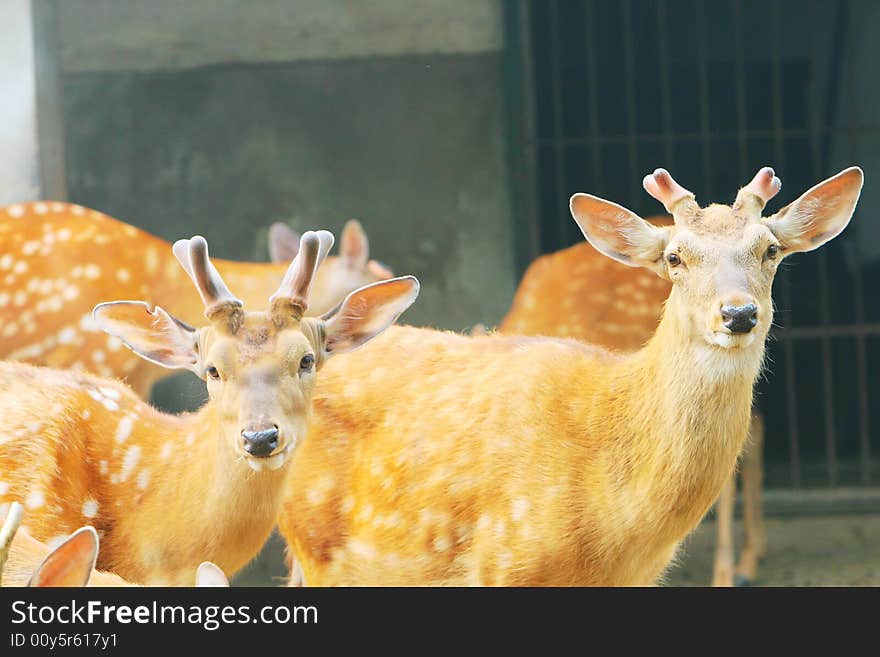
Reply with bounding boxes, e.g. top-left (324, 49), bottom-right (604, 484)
top-left (0, 502), bottom-right (227, 586)
top-left (279, 166), bottom-right (862, 586)
top-left (0, 232), bottom-right (419, 585)
top-left (498, 208), bottom-right (766, 587)
top-left (0, 201), bottom-right (393, 397)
